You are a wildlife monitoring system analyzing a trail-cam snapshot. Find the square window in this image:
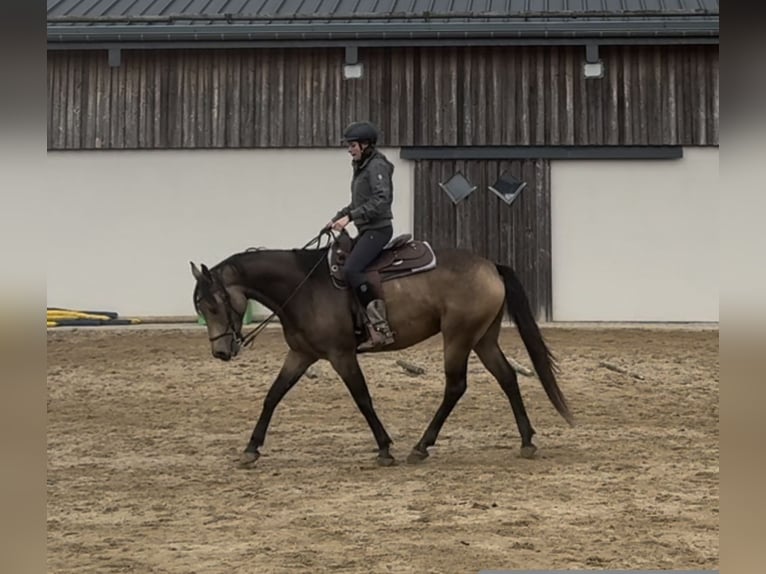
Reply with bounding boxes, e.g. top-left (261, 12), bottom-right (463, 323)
top-left (438, 172), bottom-right (477, 204)
top-left (489, 171), bottom-right (527, 205)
